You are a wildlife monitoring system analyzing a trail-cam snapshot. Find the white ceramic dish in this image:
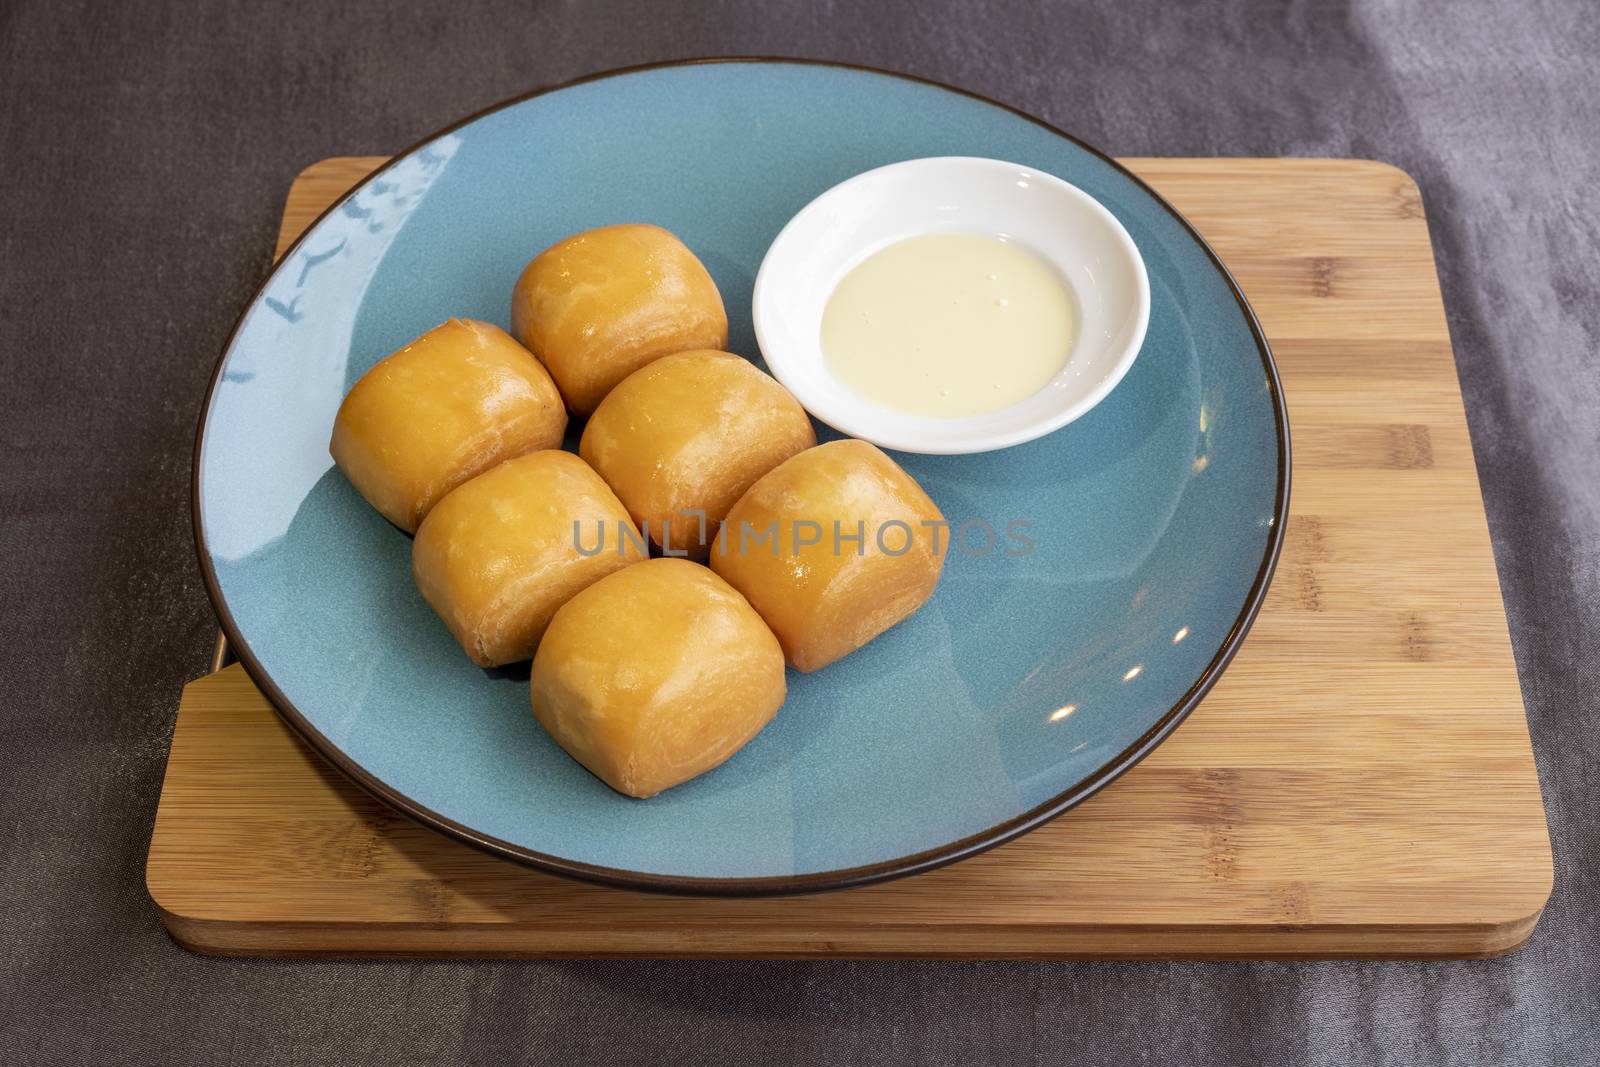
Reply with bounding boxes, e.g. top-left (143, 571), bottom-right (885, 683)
top-left (753, 156), bottom-right (1151, 454)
